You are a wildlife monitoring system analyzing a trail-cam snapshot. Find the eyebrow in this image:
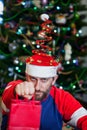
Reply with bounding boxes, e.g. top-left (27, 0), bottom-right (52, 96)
top-left (29, 76), bottom-right (49, 80)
